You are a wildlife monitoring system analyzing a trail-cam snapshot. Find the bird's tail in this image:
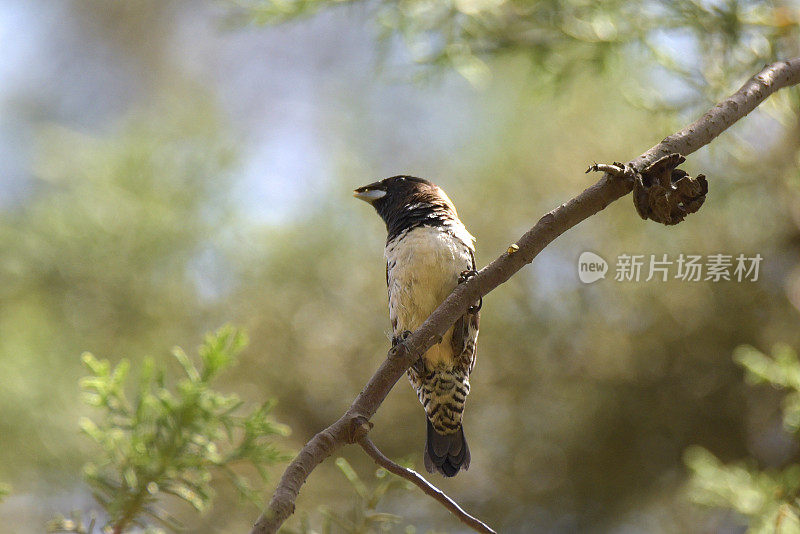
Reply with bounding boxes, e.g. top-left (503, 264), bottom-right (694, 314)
top-left (424, 420), bottom-right (470, 477)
